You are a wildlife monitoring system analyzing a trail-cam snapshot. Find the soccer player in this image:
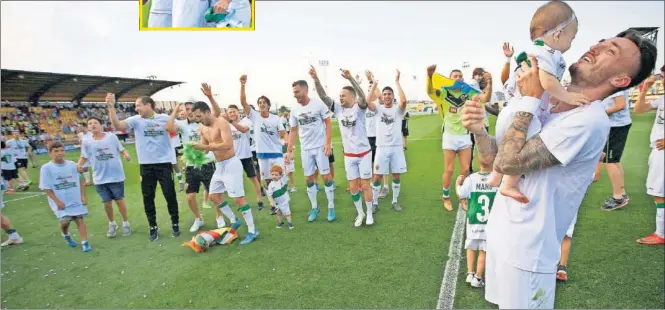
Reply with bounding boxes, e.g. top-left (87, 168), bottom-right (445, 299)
top-left (595, 89), bottom-right (632, 210)
top-left (366, 69), bottom-right (408, 212)
top-left (311, 66), bottom-right (374, 226)
top-left (266, 165), bottom-right (293, 229)
top-left (225, 104), bottom-right (265, 210)
top-left (364, 72), bottom-right (390, 201)
top-left (286, 79), bottom-right (335, 222)
top-left (463, 31), bottom-right (655, 308)
top-left (191, 101), bottom-right (259, 245)
top-left (107, 93), bottom-right (181, 241)
top-left (402, 111), bottom-right (410, 151)
top-left (6, 131), bottom-right (31, 189)
top-left (456, 153), bottom-right (498, 288)
top-left (40, 142), bottom-right (92, 252)
top-left (78, 117), bottom-right (132, 238)
top-left (169, 117), bottom-right (185, 192)
top-left (633, 66), bottom-right (665, 245)
top-left (1, 141), bottom-right (19, 193)
top-left (77, 125), bottom-right (93, 186)
top-left (239, 75), bottom-right (287, 200)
